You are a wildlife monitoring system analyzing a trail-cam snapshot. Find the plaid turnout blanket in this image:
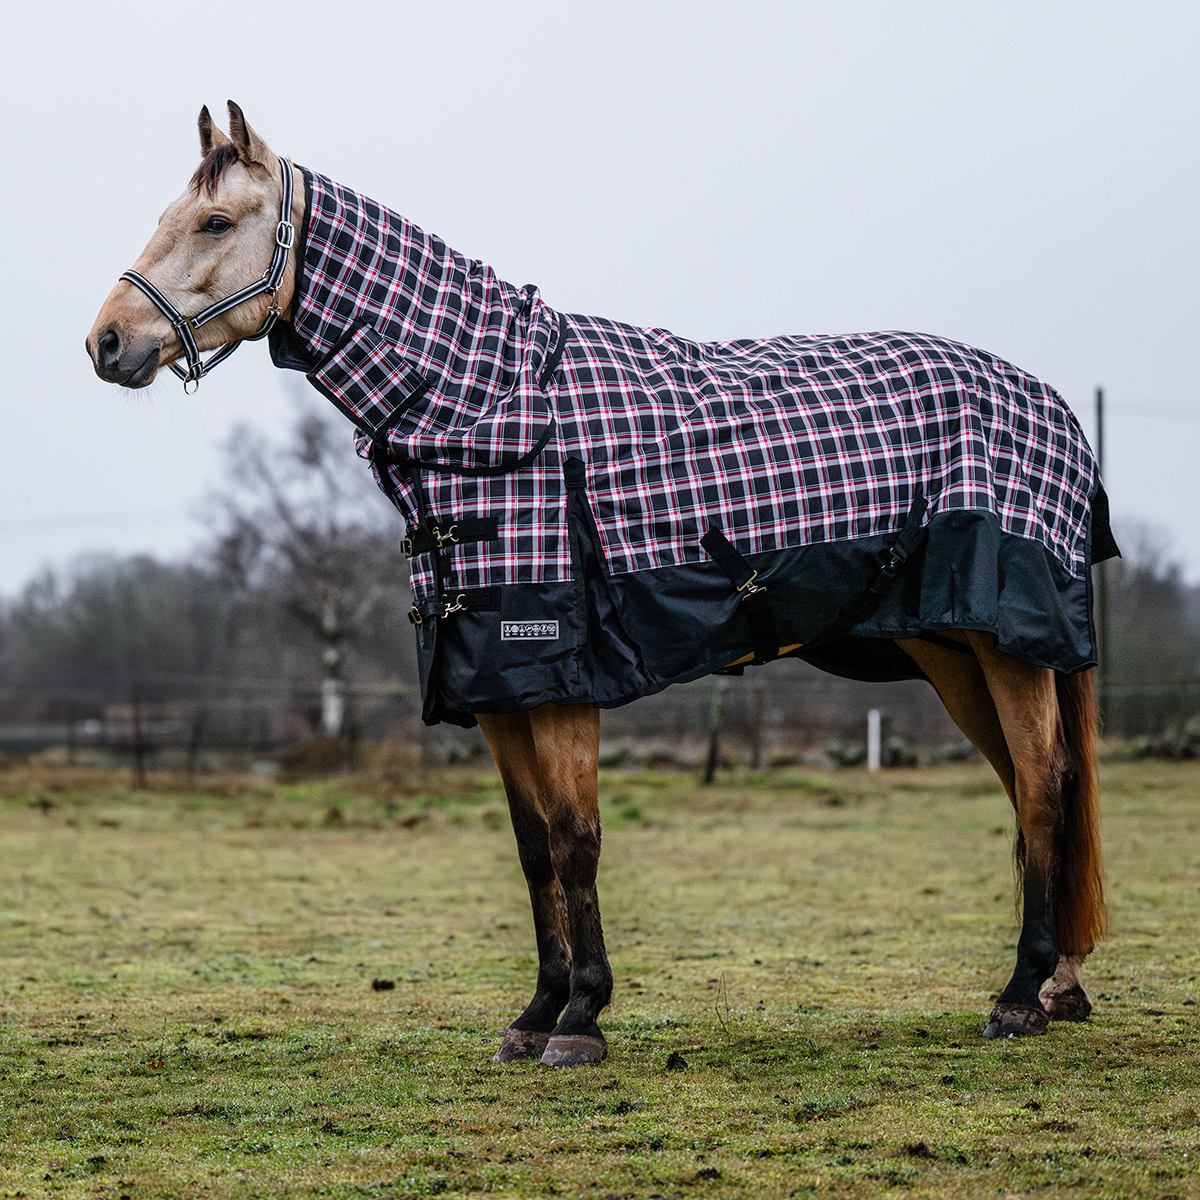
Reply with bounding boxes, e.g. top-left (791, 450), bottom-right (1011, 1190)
top-left (273, 169), bottom-right (1114, 726)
